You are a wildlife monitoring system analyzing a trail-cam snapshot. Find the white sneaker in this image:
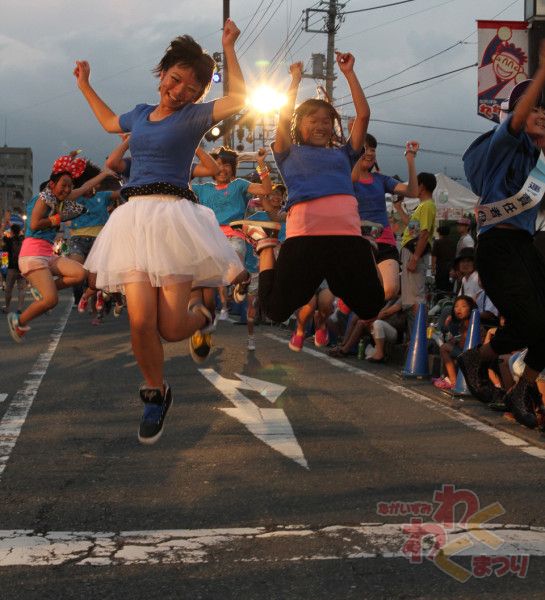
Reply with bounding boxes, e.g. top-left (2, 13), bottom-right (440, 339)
top-left (247, 336), bottom-right (256, 351)
top-left (218, 307), bottom-right (229, 321)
